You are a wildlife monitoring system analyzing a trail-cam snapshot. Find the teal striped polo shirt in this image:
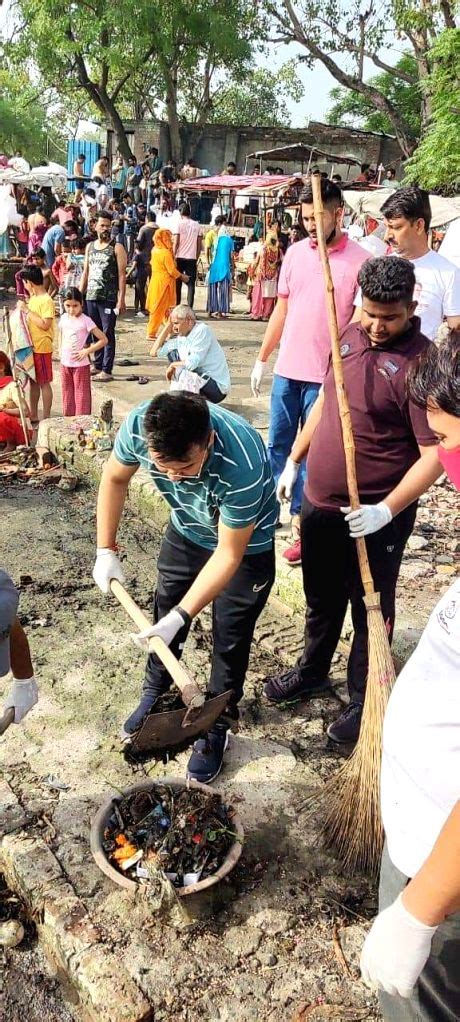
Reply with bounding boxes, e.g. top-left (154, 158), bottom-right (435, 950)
top-left (113, 400), bottom-right (277, 553)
